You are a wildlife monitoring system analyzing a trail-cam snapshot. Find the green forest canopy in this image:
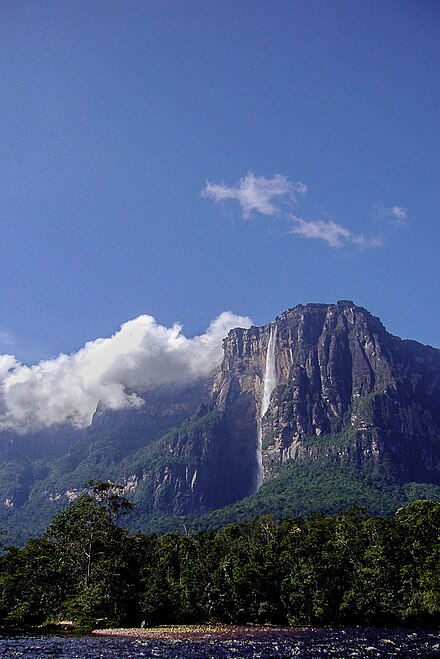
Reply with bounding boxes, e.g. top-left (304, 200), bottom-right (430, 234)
top-left (0, 482), bottom-right (439, 631)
